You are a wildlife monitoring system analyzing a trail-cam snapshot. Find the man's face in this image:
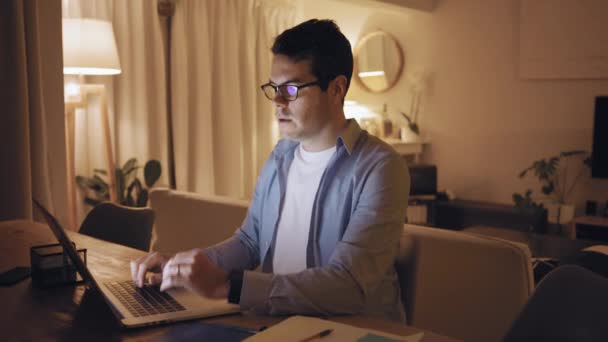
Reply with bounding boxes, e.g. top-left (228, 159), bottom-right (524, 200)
top-left (269, 54), bottom-right (332, 144)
